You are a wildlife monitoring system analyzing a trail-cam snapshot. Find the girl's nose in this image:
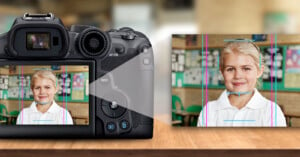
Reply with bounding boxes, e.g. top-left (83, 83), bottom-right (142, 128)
top-left (234, 69), bottom-right (243, 78)
top-left (40, 87), bottom-right (45, 93)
